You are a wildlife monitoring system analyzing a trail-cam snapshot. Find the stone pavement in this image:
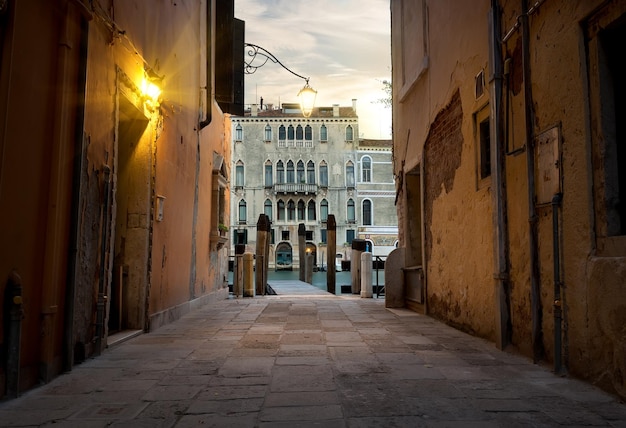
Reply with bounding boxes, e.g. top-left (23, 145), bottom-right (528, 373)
top-left (1, 280), bottom-right (625, 427)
